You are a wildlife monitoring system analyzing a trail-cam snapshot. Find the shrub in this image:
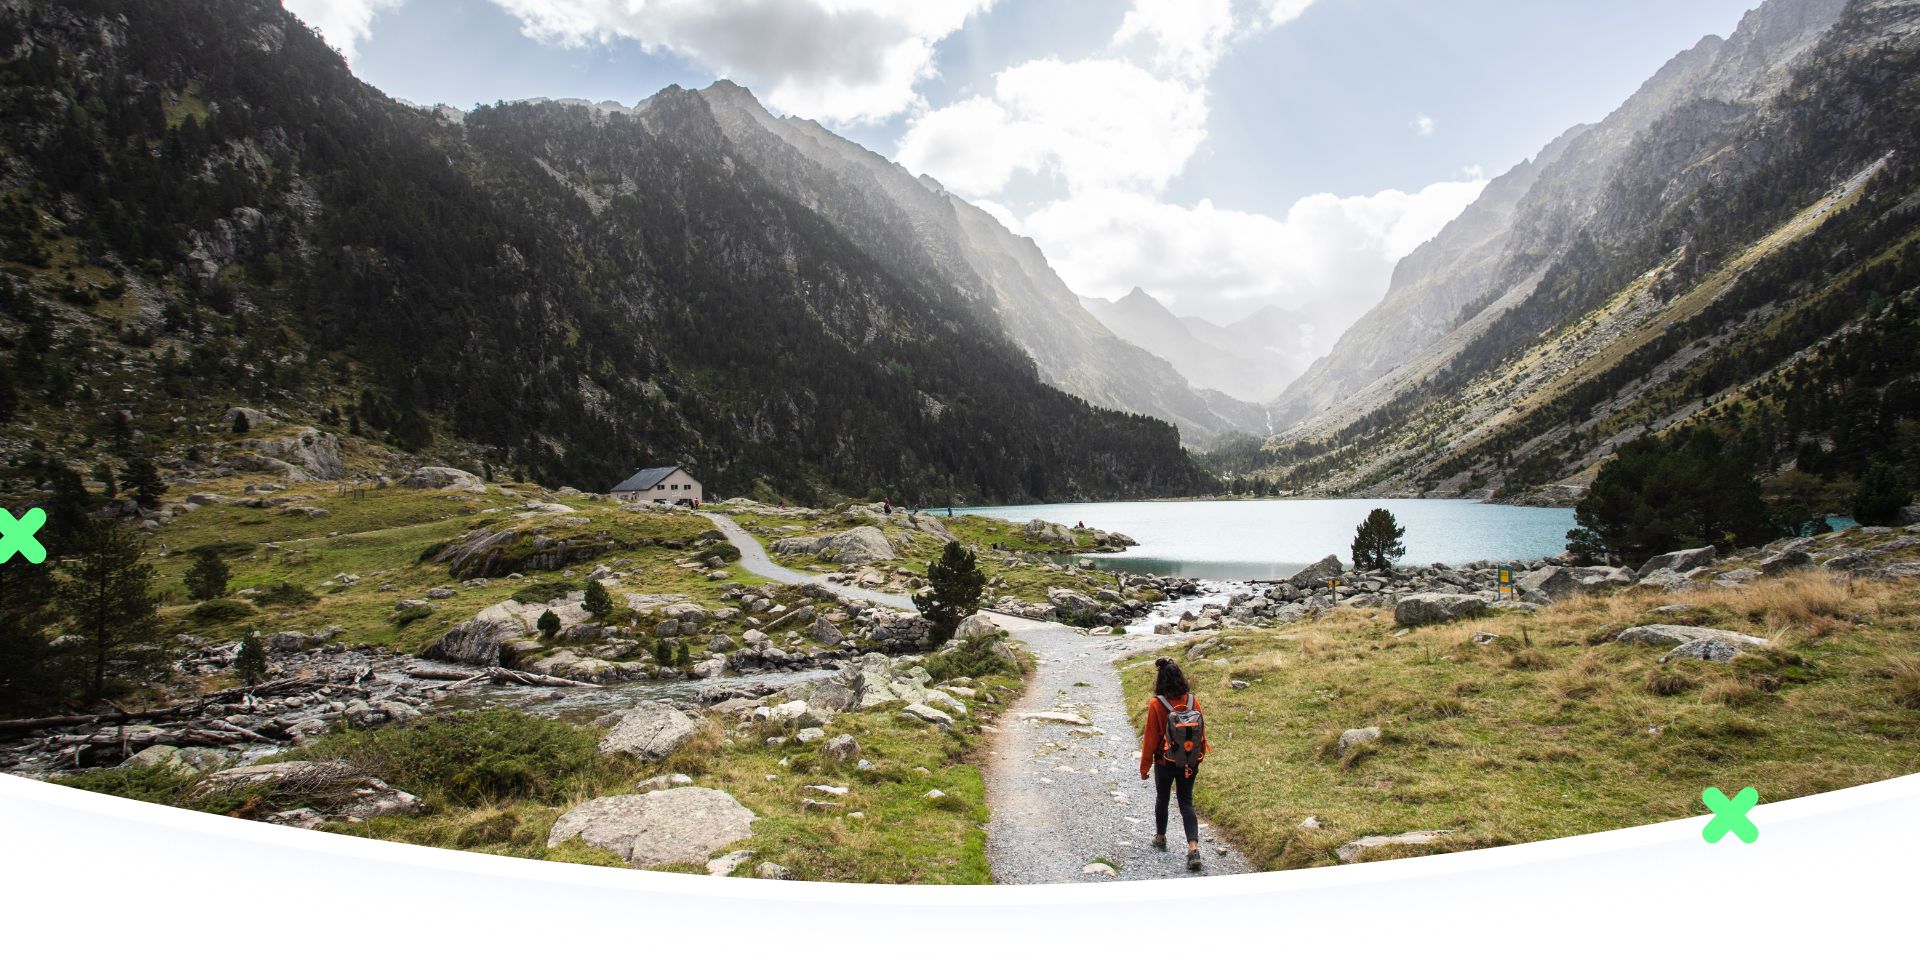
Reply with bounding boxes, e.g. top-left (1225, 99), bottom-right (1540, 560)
top-left (705, 542), bottom-right (742, 563)
top-left (674, 641), bottom-right (690, 666)
top-left (653, 640), bottom-right (673, 665)
top-left (511, 580), bottom-right (575, 605)
top-left (391, 605), bottom-right (435, 628)
top-left (1852, 461), bottom-right (1912, 526)
top-left (253, 582), bottom-right (317, 607)
top-left (537, 610), bottom-right (561, 638)
top-left (925, 632), bottom-right (1014, 682)
top-left (189, 598), bottom-right (254, 623)
top-left (293, 709), bottom-right (609, 807)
